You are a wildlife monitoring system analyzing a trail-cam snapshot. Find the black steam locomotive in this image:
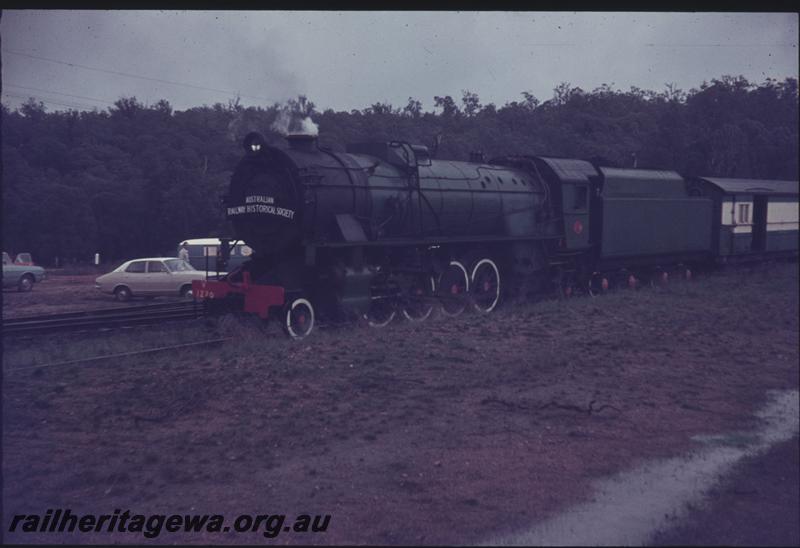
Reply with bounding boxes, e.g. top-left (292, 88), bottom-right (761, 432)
top-left (192, 131), bottom-right (798, 338)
